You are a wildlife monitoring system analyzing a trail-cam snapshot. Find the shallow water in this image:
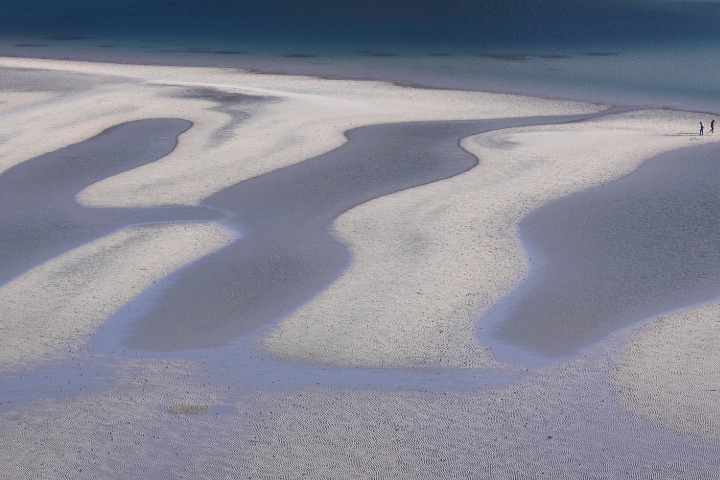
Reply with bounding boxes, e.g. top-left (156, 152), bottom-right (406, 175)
top-left (0, 118), bottom-right (221, 287)
top-left (124, 113), bottom-right (618, 351)
top-left (0, 107), bottom-right (617, 352)
top-left (5, 114), bottom-right (616, 408)
top-left (481, 140), bottom-right (720, 364)
top-left (1, 1), bottom-right (720, 112)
